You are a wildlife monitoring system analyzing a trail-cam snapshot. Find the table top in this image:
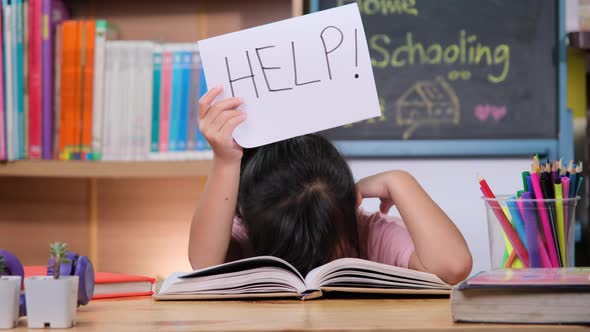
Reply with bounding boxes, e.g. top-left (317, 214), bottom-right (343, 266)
top-left (13, 297), bottom-right (590, 331)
